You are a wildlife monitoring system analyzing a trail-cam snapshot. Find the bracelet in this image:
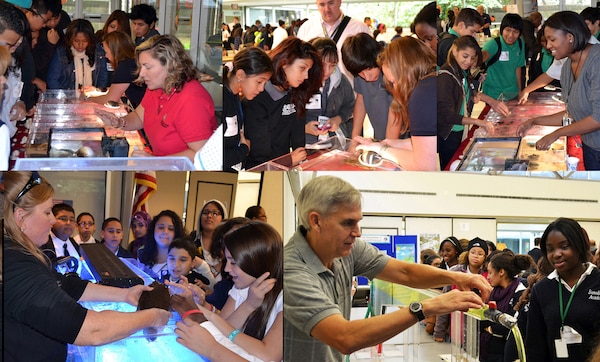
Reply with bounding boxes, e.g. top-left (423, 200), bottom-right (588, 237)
top-left (181, 309), bottom-right (203, 320)
top-left (228, 328), bottom-right (241, 342)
